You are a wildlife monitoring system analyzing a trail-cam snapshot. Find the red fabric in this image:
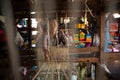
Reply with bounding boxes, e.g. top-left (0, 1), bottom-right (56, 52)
top-left (0, 29), bottom-right (6, 42)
